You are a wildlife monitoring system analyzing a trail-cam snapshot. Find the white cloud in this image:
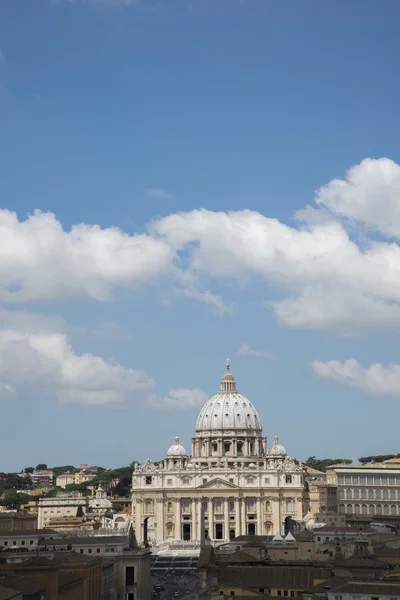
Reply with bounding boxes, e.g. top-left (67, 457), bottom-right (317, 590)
top-left (4, 157), bottom-right (400, 334)
top-left (149, 159), bottom-right (400, 332)
top-left (0, 209), bottom-right (175, 303)
top-left (314, 157), bottom-right (400, 239)
top-left (237, 343), bottom-right (275, 359)
top-left (148, 387), bottom-right (208, 410)
top-left (0, 328), bottom-right (154, 406)
top-left (144, 187), bottom-right (174, 200)
top-left (310, 358), bottom-right (400, 397)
